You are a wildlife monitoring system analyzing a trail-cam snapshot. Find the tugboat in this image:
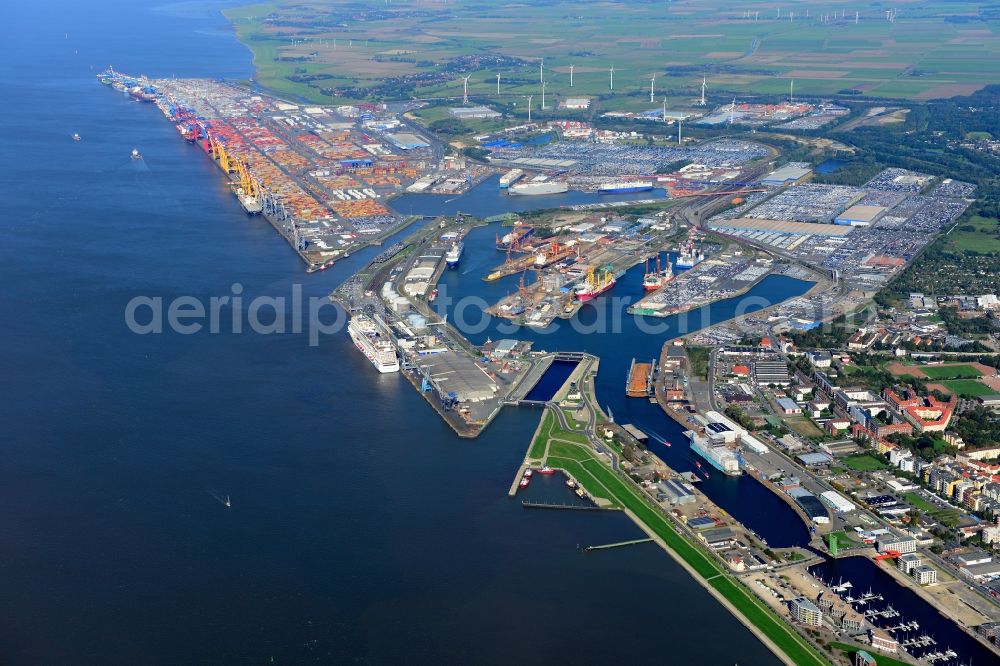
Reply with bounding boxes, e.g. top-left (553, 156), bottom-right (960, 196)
top-left (537, 467), bottom-right (556, 475)
top-left (565, 479), bottom-right (577, 489)
top-left (131, 148), bottom-right (142, 160)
